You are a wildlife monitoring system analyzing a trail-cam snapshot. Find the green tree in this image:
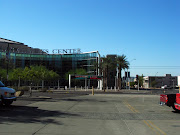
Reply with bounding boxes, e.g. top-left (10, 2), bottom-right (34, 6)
top-left (130, 82), bottom-right (136, 87)
top-left (48, 70), bottom-right (60, 80)
top-left (116, 55), bottom-right (129, 90)
top-left (0, 66), bottom-right (60, 87)
top-left (9, 68), bottom-right (23, 87)
top-left (65, 68), bottom-right (87, 80)
top-left (22, 67), bottom-right (37, 81)
top-left (138, 74), bottom-right (144, 87)
top-left (0, 68), bottom-right (6, 81)
top-left (37, 66), bottom-right (48, 88)
top-left (29, 66), bottom-right (59, 88)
